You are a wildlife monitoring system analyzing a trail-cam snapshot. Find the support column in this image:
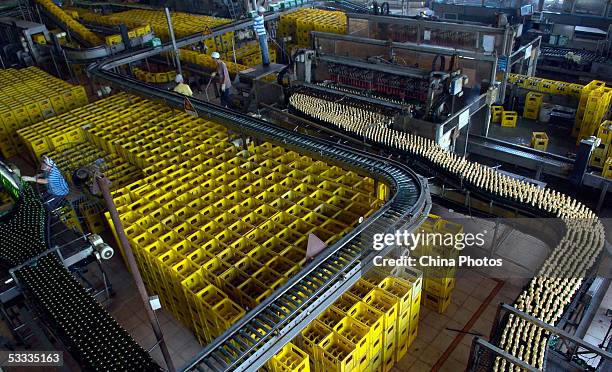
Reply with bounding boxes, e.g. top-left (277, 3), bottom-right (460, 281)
top-left (482, 105), bottom-right (492, 137)
top-left (97, 177), bottom-right (175, 372)
top-left (164, 7), bottom-right (182, 76)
